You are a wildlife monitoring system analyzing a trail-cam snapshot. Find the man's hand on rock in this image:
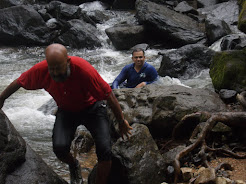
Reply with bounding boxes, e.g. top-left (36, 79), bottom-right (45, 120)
top-left (135, 82), bottom-right (146, 88)
top-left (119, 119), bottom-right (133, 140)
